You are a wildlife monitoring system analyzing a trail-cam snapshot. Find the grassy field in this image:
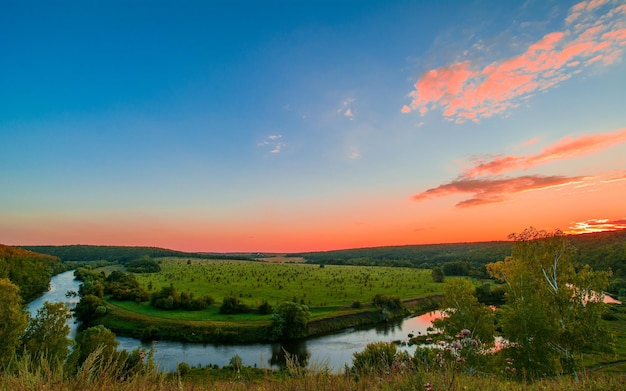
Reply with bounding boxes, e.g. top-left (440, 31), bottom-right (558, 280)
top-left (133, 258), bottom-right (445, 311)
